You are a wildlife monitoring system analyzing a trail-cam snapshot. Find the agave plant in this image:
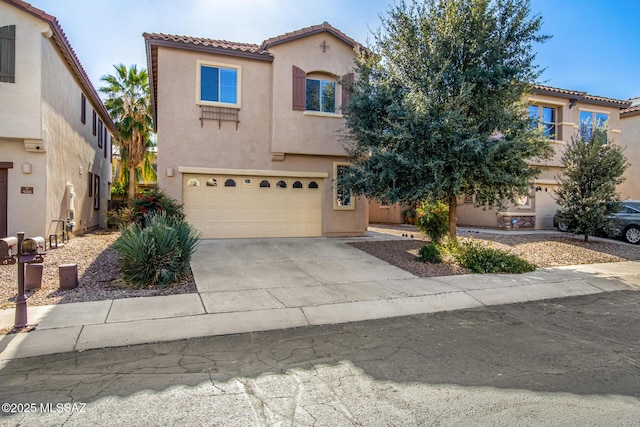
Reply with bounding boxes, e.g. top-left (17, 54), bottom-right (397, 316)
top-left (113, 212), bottom-right (200, 287)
